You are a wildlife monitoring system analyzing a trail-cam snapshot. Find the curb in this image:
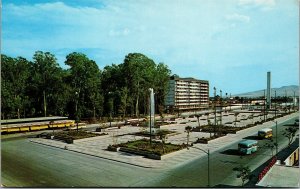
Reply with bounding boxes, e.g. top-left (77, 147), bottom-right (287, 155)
top-left (29, 139), bottom-right (153, 169)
